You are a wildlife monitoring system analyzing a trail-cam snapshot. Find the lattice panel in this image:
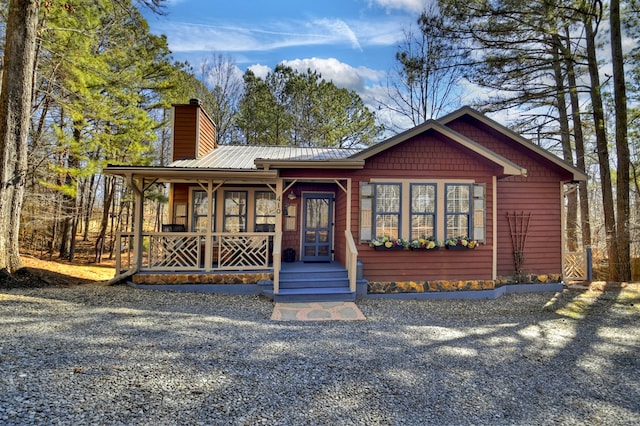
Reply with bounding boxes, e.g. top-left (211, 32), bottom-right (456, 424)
top-left (219, 235), bottom-right (268, 268)
top-left (149, 235), bottom-right (200, 269)
top-left (564, 251), bottom-right (586, 280)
